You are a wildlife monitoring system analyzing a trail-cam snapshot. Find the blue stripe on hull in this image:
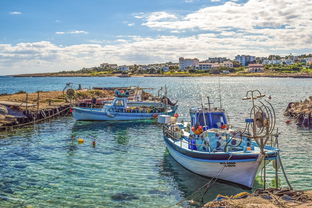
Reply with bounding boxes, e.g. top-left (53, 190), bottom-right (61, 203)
top-left (72, 107), bottom-right (173, 121)
top-left (164, 136), bottom-right (277, 162)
